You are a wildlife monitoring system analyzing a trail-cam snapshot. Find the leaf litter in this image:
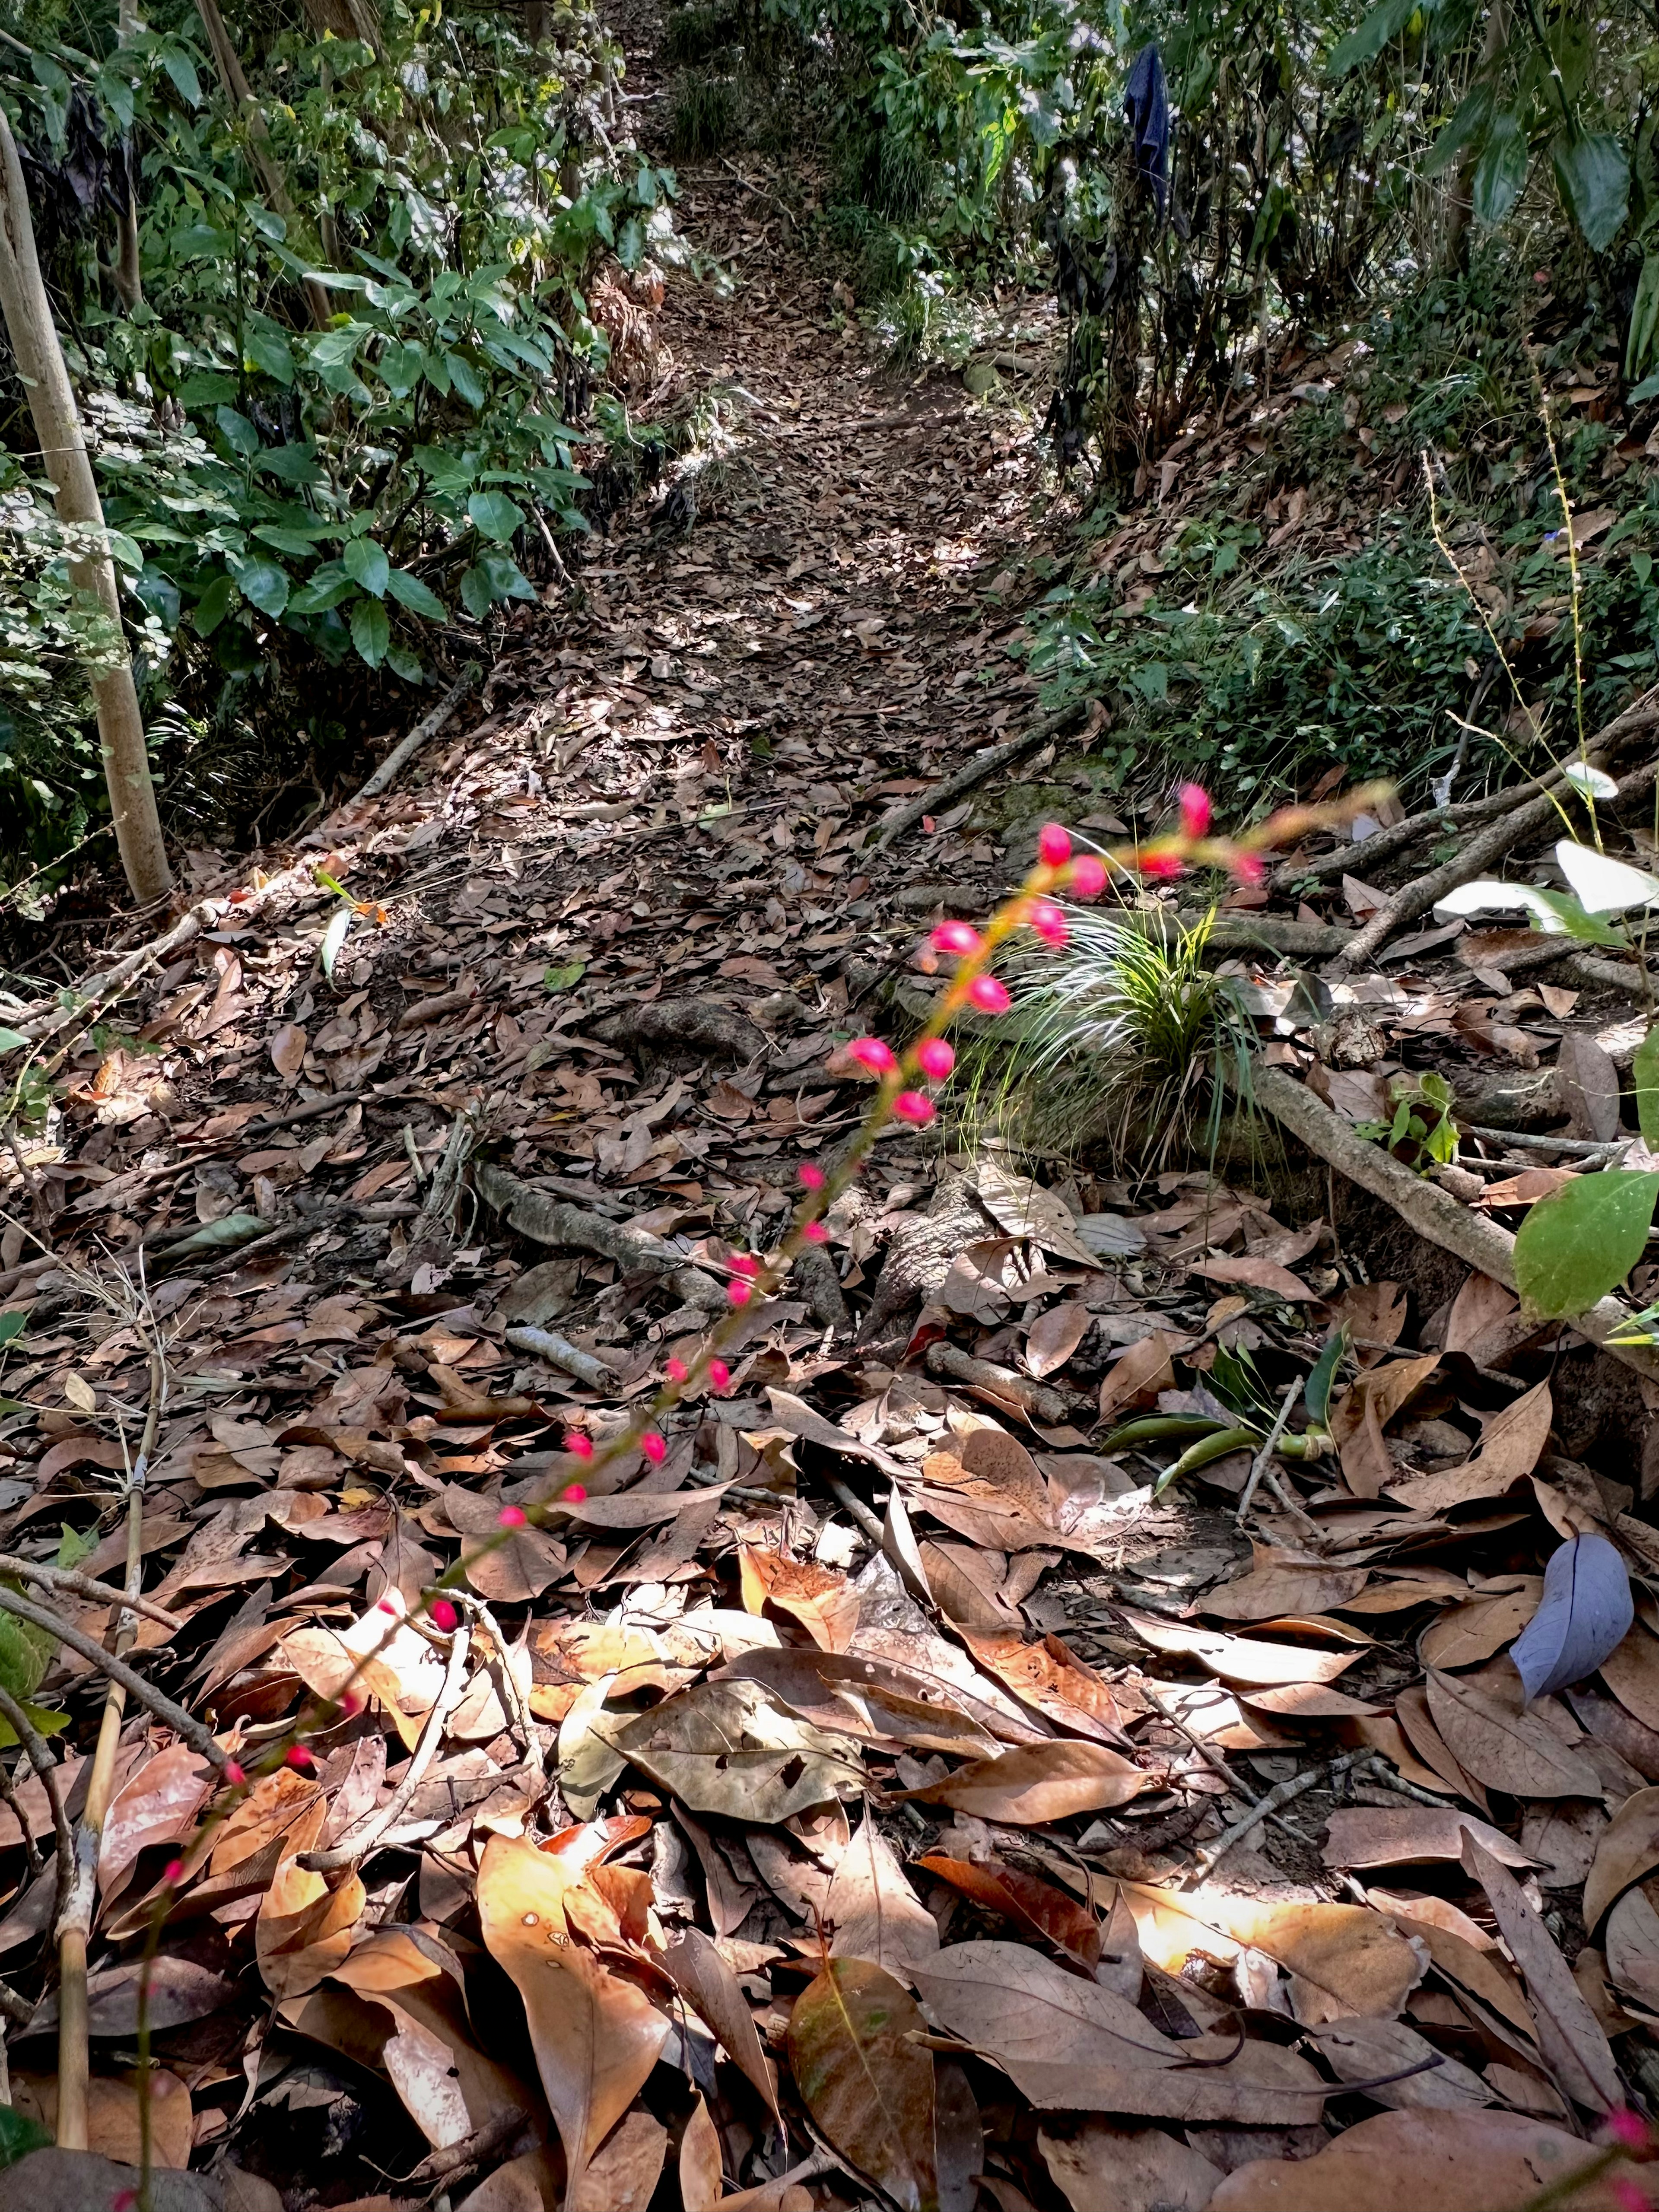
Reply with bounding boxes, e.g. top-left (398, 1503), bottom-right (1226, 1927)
top-left (6, 35), bottom-right (1659, 2212)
